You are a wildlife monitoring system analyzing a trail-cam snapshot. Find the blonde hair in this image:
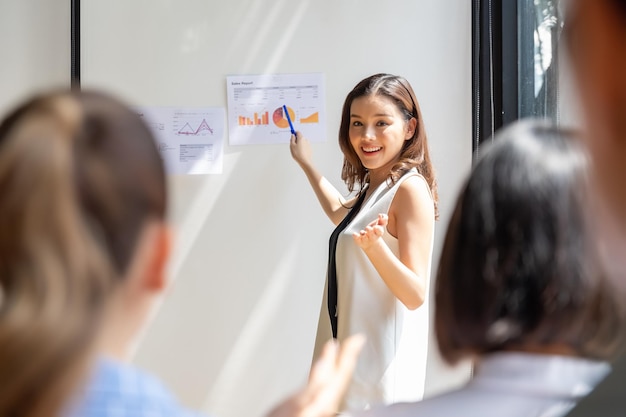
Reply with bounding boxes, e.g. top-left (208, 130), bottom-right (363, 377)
top-left (0, 90), bottom-right (166, 417)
